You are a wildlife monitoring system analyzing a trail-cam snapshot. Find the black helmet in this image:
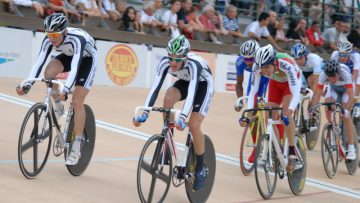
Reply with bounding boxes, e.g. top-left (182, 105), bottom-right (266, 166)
top-left (324, 59), bottom-right (340, 77)
top-left (44, 13), bottom-right (69, 32)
